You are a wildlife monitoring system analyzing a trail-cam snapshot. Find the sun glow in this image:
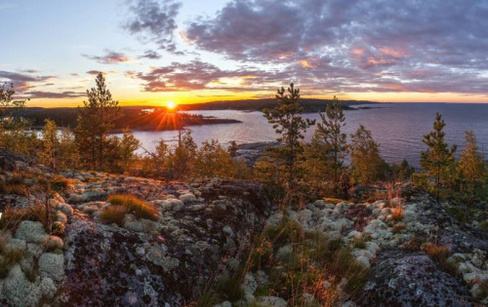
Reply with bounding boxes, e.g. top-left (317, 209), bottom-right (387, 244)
top-left (166, 101), bottom-right (176, 109)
